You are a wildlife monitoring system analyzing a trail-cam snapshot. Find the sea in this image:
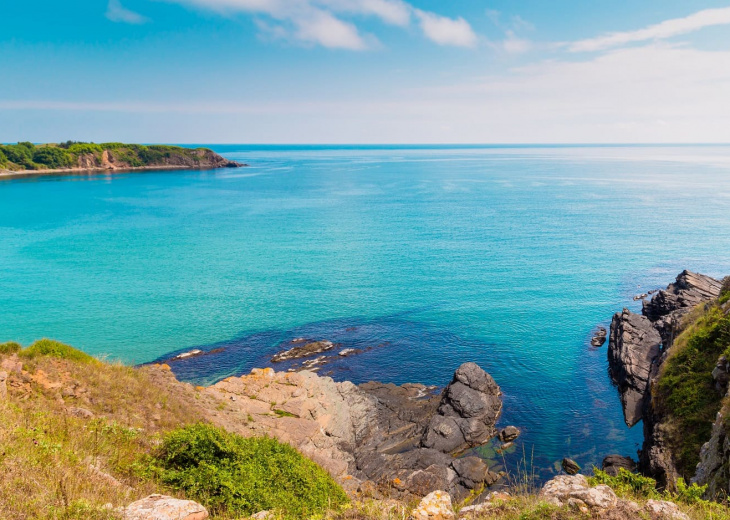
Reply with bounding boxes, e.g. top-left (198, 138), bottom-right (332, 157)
top-left (3, 144), bottom-right (730, 479)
